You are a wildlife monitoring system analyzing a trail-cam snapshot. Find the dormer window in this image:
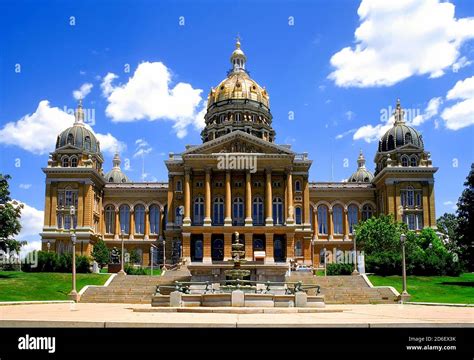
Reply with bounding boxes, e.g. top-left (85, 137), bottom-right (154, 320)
top-left (405, 133), bottom-right (412, 144)
top-left (401, 155), bottom-right (409, 167)
top-left (67, 134), bottom-right (74, 145)
top-left (70, 156), bottom-right (78, 168)
top-left (410, 156), bottom-right (418, 167)
top-left (84, 136), bottom-right (91, 151)
top-left (62, 156), bottom-right (69, 167)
